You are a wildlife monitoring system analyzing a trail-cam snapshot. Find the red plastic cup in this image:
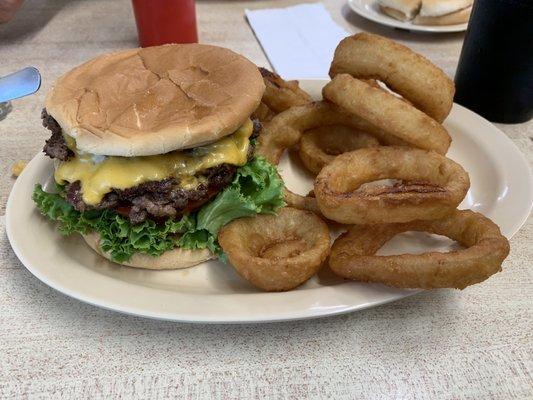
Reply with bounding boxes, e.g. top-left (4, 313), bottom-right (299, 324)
top-left (131, 0), bottom-right (198, 47)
